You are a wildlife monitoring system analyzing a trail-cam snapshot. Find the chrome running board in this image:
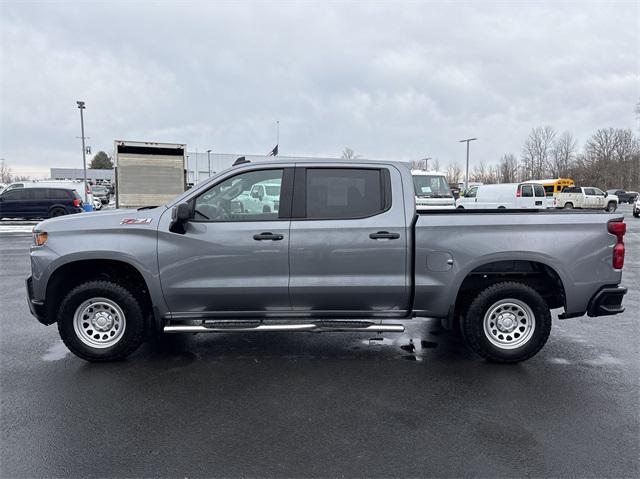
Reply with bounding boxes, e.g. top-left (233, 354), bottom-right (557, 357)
top-left (163, 322), bottom-right (404, 334)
